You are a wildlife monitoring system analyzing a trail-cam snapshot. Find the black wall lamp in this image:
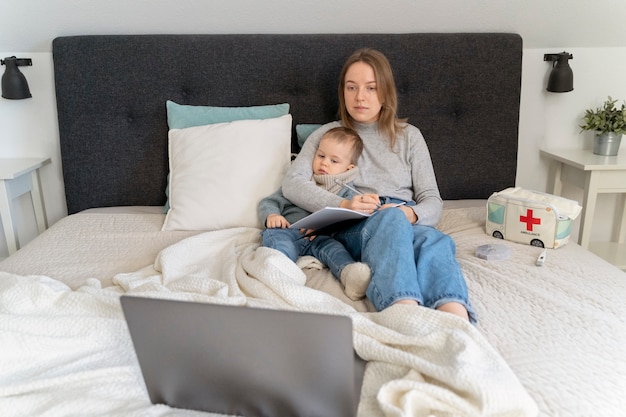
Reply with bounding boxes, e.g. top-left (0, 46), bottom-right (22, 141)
top-left (1, 56), bottom-right (33, 99)
top-left (543, 52), bottom-right (573, 93)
